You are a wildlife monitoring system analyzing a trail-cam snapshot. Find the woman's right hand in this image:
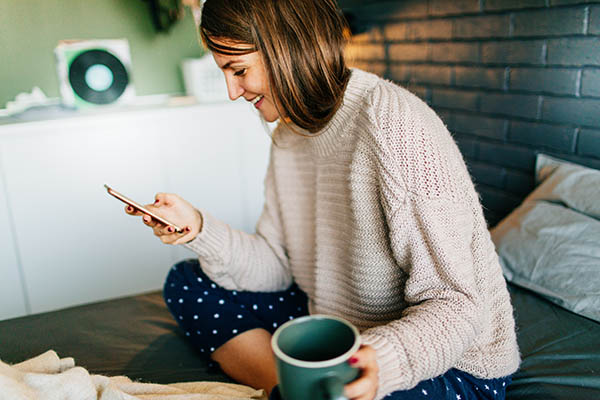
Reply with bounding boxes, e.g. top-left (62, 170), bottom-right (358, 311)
top-left (125, 192), bottom-right (203, 245)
